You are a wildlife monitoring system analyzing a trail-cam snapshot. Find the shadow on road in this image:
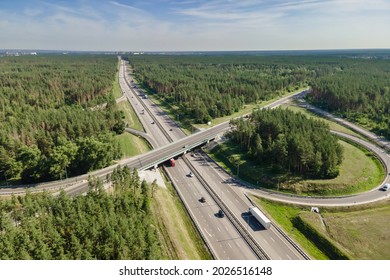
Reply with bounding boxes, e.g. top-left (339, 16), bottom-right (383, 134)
top-left (241, 212), bottom-right (266, 231)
